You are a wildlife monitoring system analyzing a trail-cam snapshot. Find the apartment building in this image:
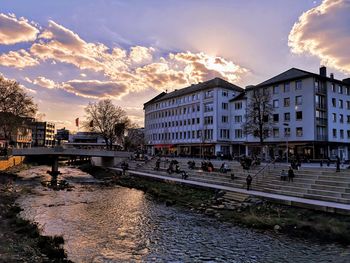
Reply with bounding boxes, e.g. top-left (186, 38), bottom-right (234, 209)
top-left (231, 67), bottom-right (350, 160)
top-left (30, 121), bottom-right (55, 147)
top-left (144, 78), bottom-right (243, 157)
